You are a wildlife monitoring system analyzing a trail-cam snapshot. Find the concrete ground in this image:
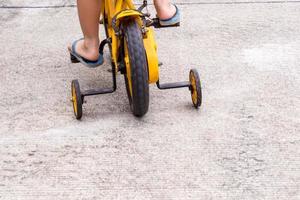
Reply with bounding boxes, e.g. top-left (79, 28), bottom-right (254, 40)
top-left (0, 0), bottom-right (299, 199)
